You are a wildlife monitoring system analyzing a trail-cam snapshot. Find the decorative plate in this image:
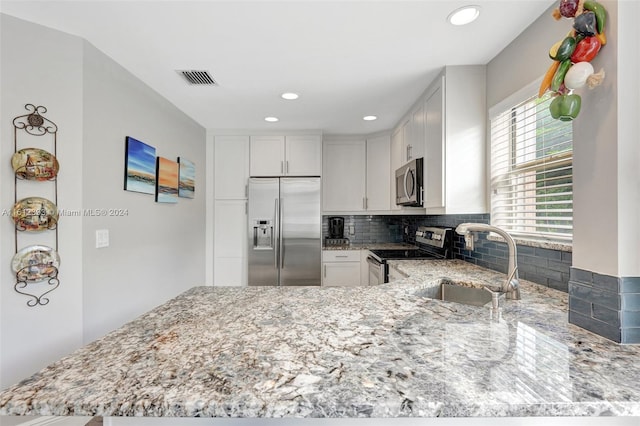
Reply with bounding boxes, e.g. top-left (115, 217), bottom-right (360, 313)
top-left (11, 148), bottom-right (59, 181)
top-left (12, 197), bottom-right (59, 231)
top-left (11, 245), bottom-right (60, 283)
